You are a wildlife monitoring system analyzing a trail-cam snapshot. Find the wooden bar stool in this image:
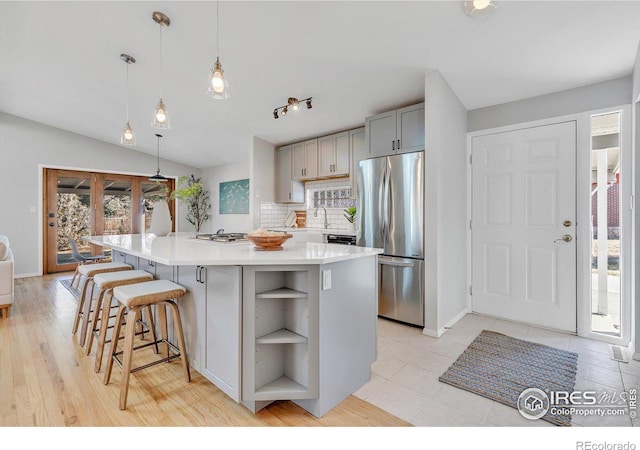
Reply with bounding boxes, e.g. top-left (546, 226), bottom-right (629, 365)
top-left (85, 269), bottom-right (155, 368)
top-left (103, 279), bottom-right (190, 410)
top-left (72, 262), bottom-right (132, 346)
